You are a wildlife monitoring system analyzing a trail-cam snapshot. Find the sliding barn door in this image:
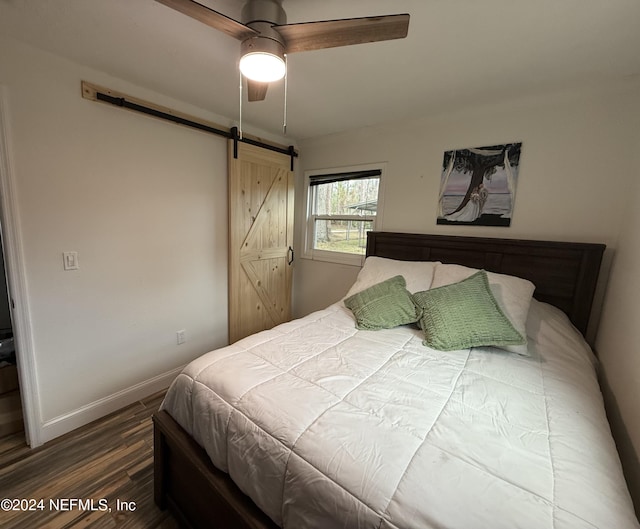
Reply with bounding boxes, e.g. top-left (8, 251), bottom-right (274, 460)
top-left (228, 141), bottom-right (294, 343)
